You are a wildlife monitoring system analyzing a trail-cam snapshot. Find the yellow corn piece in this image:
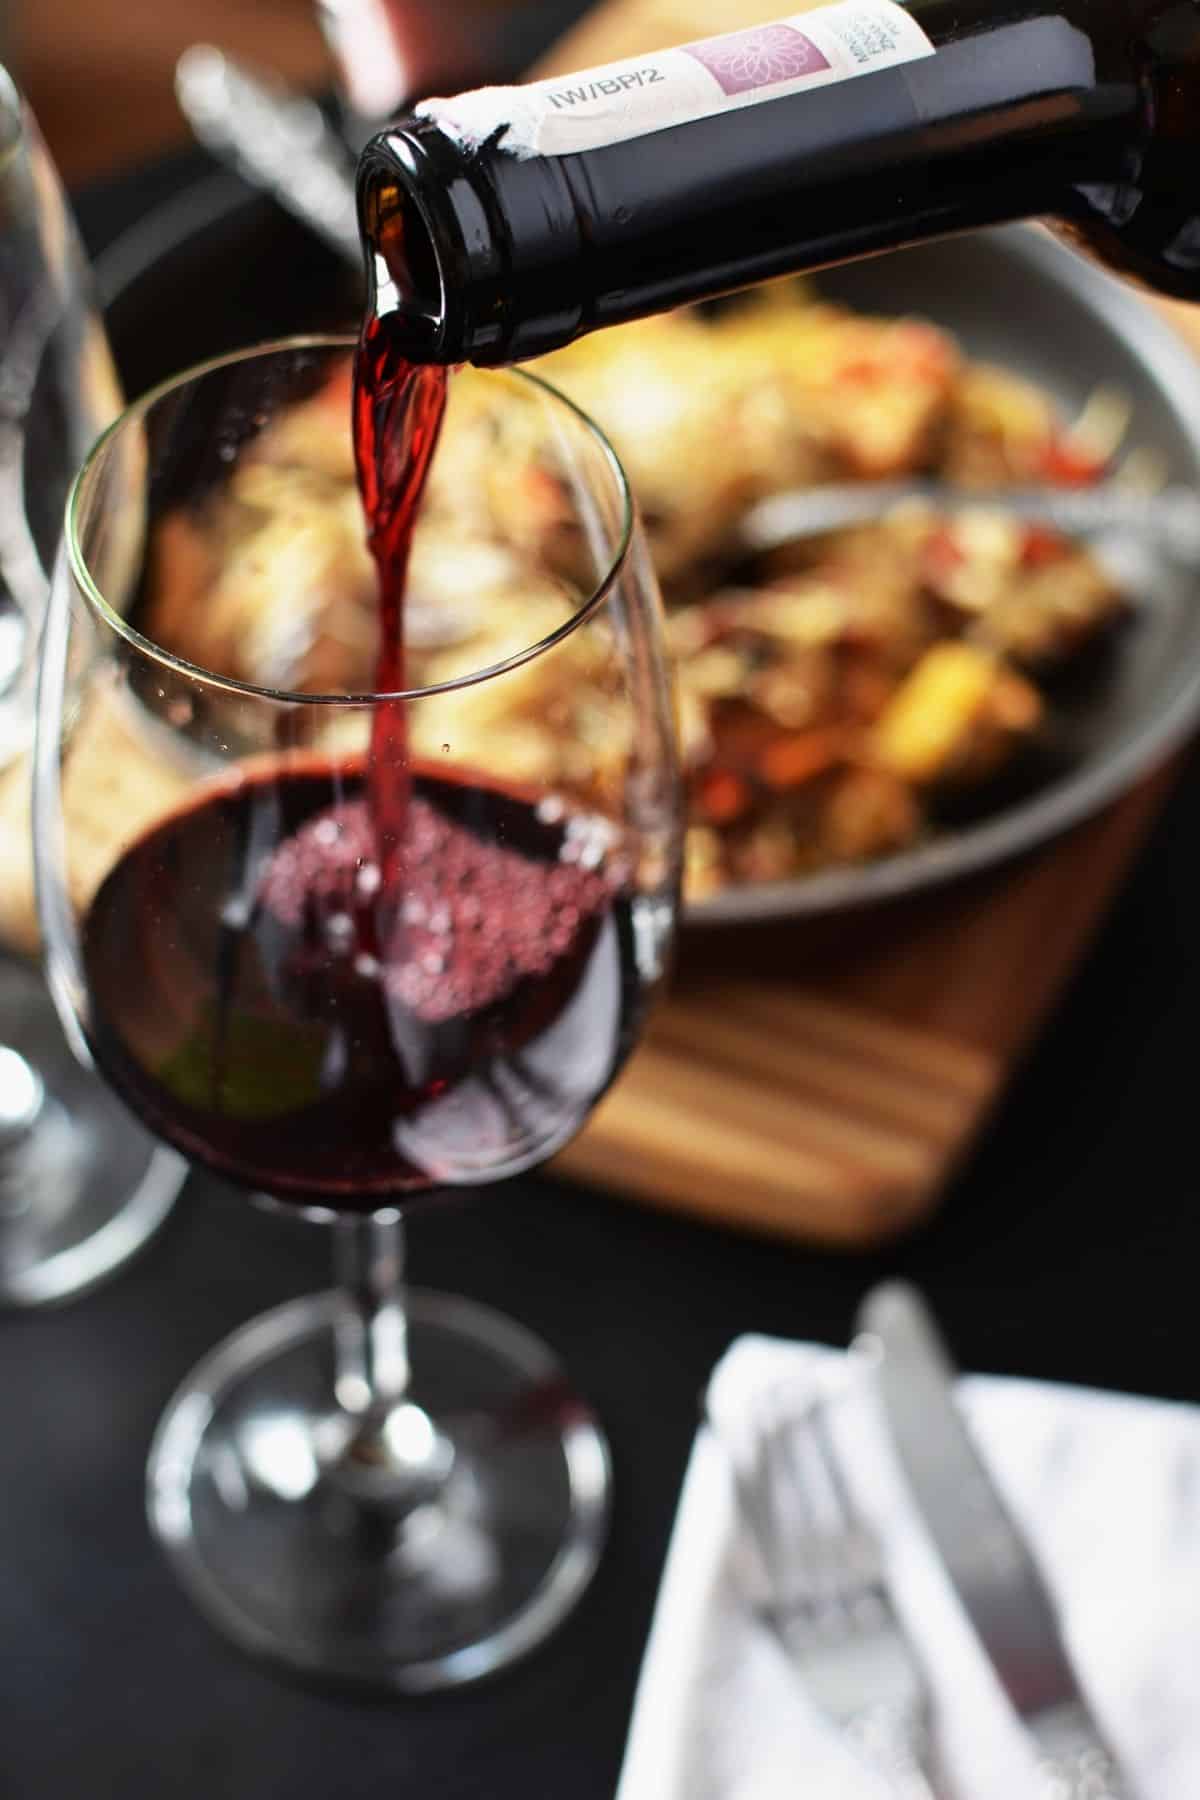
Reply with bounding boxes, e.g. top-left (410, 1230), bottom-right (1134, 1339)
top-left (872, 642), bottom-right (1040, 785)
